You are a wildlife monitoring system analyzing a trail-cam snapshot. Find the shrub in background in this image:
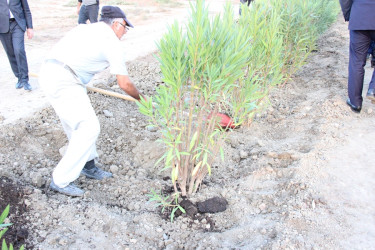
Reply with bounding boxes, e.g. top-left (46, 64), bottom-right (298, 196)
top-left (257, 0), bottom-right (340, 85)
